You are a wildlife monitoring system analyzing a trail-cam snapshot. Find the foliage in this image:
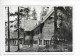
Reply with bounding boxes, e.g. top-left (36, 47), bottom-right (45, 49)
top-left (56, 7), bottom-right (72, 43)
top-left (40, 7), bottom-right (47, 20)
top-left (32, 8), bottom-right (37, 20)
